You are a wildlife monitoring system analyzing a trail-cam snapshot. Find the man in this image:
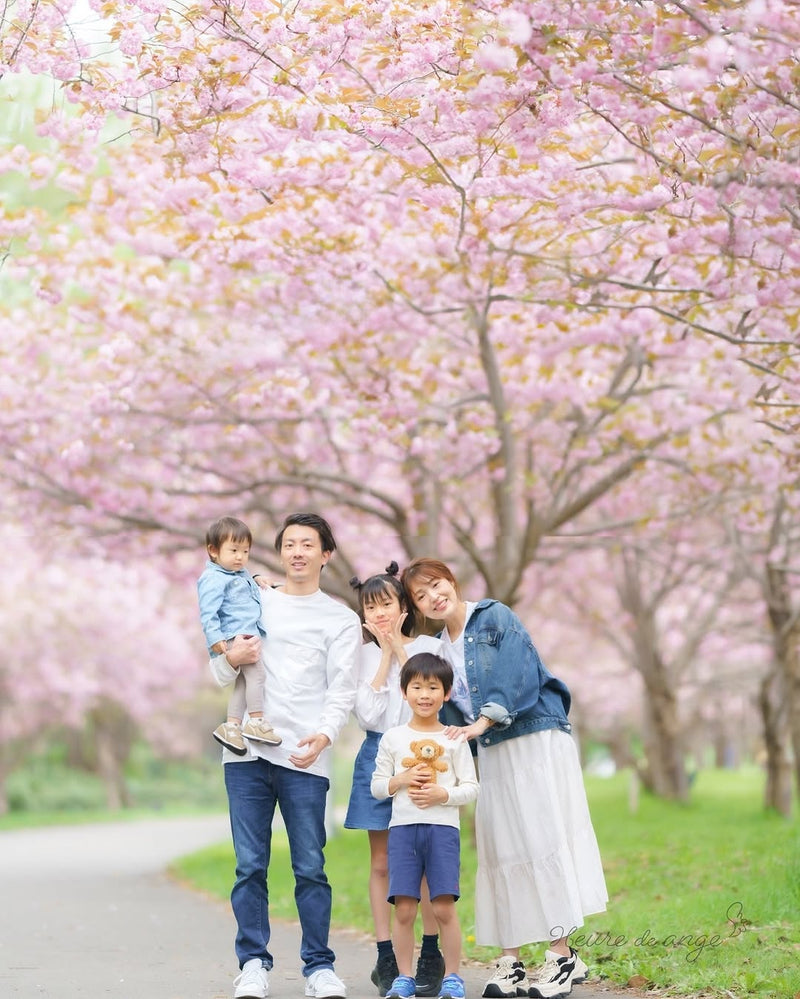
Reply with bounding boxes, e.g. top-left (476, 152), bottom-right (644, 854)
top-left (210, 513), bottom-right (362, 999)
